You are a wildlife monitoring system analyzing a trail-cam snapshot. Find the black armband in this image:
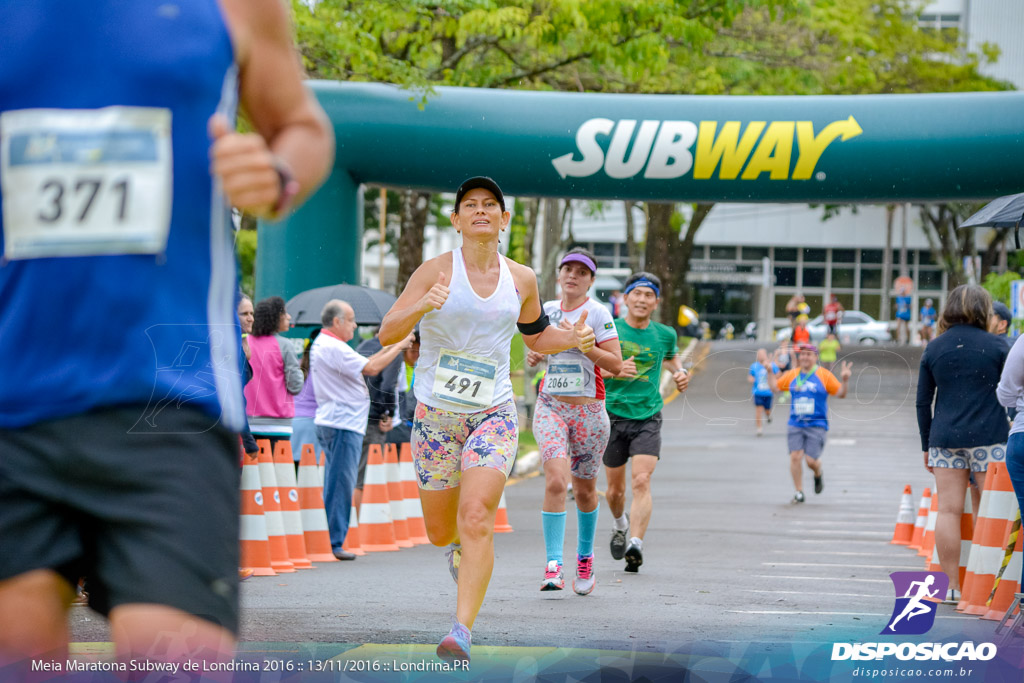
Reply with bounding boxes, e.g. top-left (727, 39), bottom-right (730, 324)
top-left (517, 312), bottom-right (551, 336)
